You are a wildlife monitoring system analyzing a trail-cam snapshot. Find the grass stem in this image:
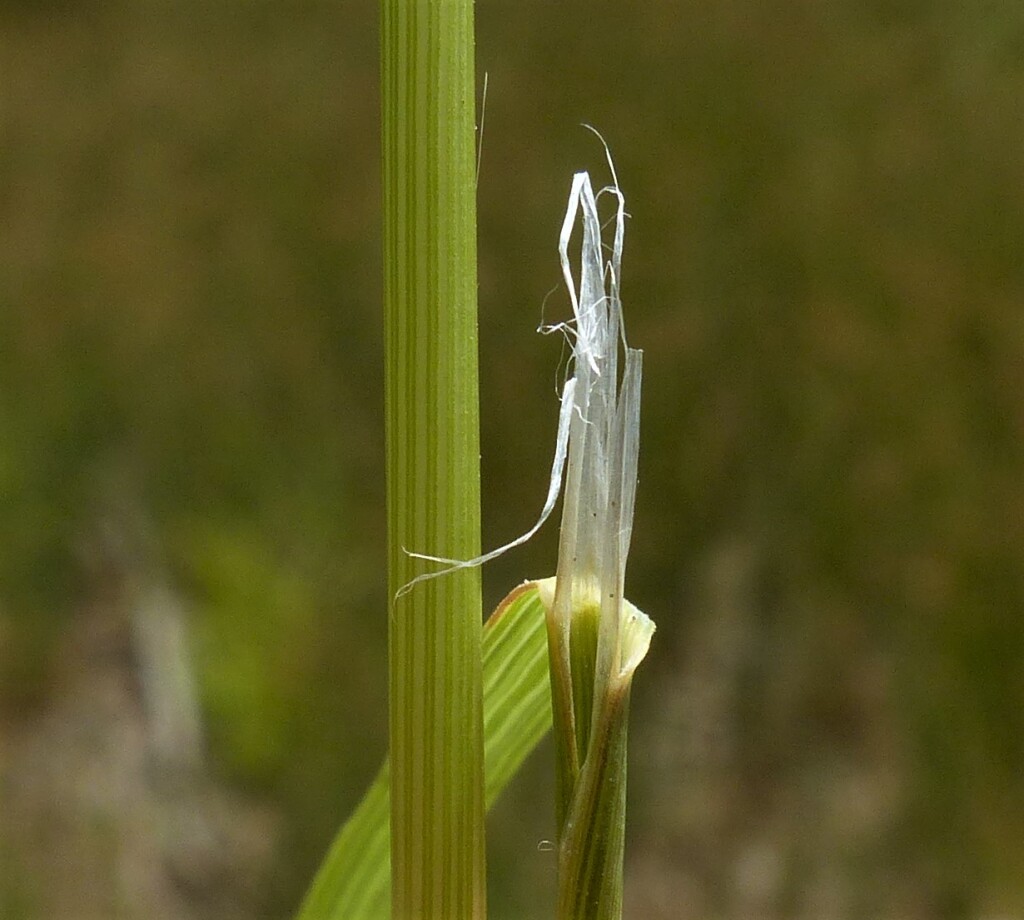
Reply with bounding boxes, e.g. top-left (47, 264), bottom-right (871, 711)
top-left (382, 2), bottom-right (485, 916)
